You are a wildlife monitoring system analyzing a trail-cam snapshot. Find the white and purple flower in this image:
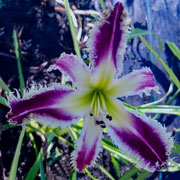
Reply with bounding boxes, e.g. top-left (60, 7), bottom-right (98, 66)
top-left (7, 2), bottom-right (173, 172)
